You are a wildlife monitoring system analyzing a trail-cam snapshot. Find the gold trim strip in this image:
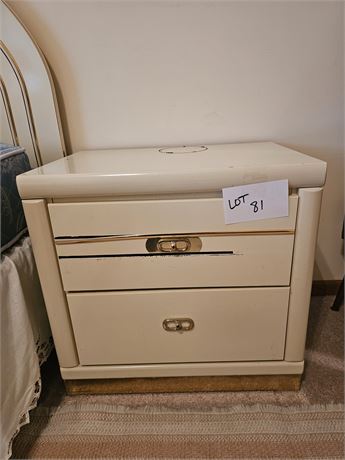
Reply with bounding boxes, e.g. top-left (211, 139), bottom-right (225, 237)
top-left (0, 40), bottom-right (43, 166)
top-left (0, 75), bottom-right (19, 145)
top-left (55, 230), bottom-right (295, 245)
